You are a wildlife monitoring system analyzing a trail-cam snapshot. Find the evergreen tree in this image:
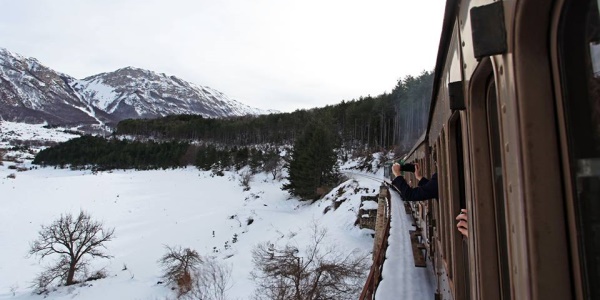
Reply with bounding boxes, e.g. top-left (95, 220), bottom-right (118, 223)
top-left (233, 147), bottom-right (250, 170)
top-left (283, 120), bottom-right (340, 200)
top-left (248, 148), bottom-right (263, 173)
